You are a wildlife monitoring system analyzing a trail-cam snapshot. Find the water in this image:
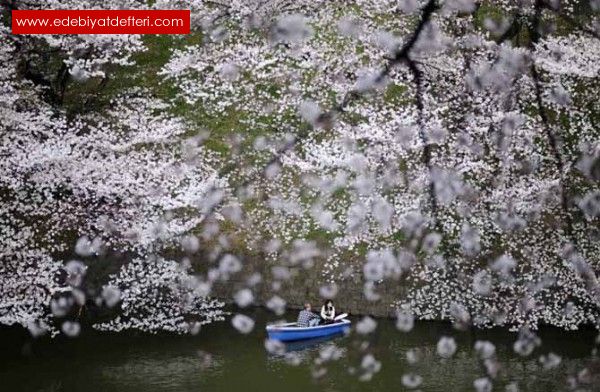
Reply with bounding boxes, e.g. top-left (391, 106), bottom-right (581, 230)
top-left (1, 309), bottom-right (597, 392)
